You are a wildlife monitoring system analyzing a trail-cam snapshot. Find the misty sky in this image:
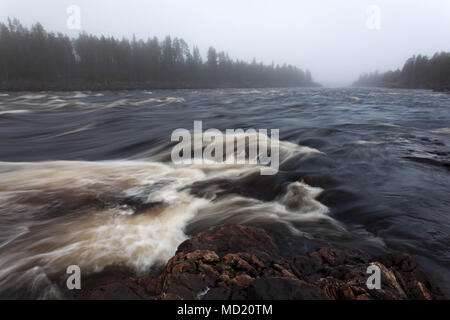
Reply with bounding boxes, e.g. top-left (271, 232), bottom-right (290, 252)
top-left (1, 0), bottom-right (450, 86)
